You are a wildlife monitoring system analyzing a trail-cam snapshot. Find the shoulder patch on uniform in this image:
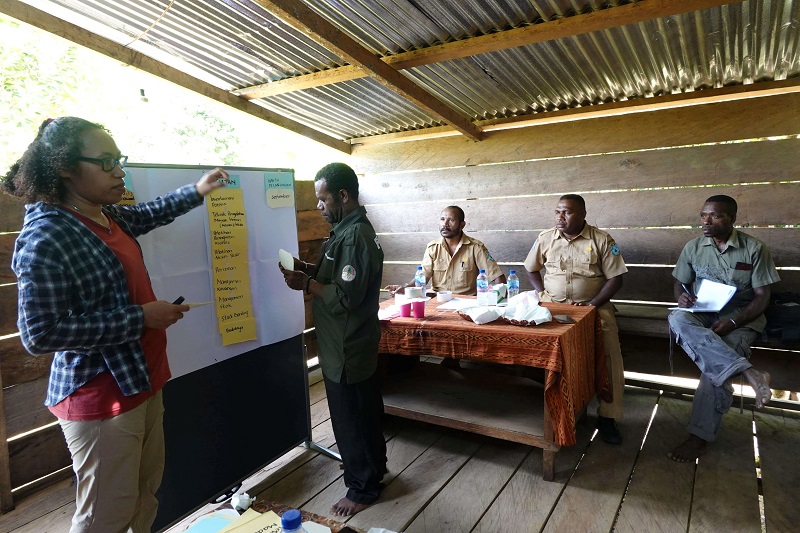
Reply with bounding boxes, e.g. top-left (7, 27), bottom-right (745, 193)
top-left (341, 265), bottom-right (356, 282)
top-left (610, 244), bottom-right (620, 256)
top-left (373, 235), bottom-right (381, 250)
top-left (486, 251), bottom-right (494, 262)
